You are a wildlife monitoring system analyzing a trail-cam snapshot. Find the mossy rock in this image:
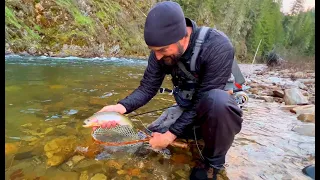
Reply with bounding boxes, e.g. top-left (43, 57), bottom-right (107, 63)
top-left (44, 135), bottom-right (78, 166)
